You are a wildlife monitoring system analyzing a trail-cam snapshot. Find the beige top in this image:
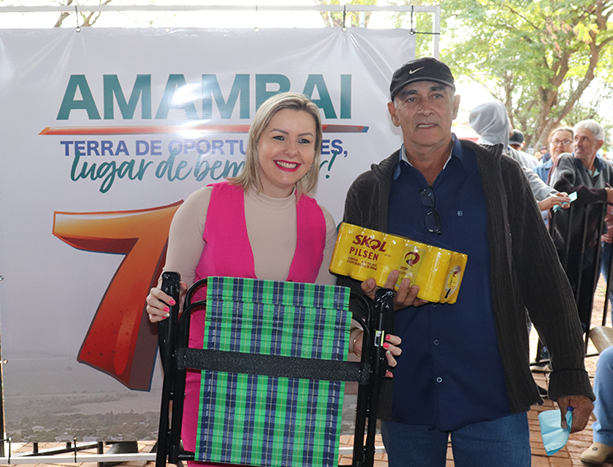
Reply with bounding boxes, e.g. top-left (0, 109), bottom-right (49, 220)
top-left (163, 186), bottom-right (337, 286)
